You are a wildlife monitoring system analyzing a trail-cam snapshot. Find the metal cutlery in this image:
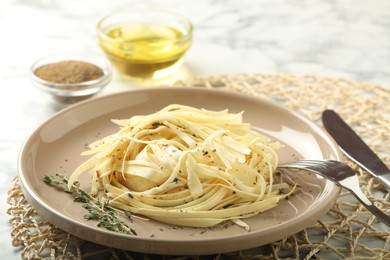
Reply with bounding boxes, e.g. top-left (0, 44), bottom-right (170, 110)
top-left (322, 109), bottom-right (390, 192)
top-left (278, 159), bottom-right (390, 227)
